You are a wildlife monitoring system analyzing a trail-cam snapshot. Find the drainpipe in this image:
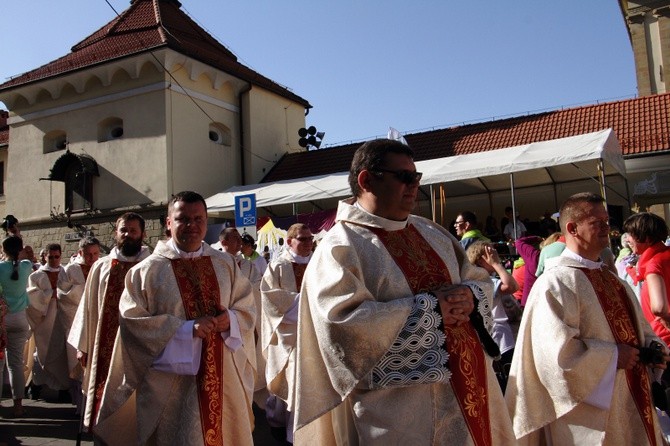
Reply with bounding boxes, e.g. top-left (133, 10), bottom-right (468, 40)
top-left (238, 84), bottom-right (252, 185)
